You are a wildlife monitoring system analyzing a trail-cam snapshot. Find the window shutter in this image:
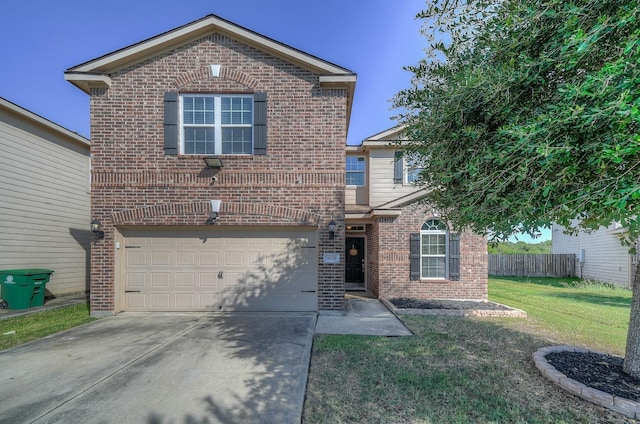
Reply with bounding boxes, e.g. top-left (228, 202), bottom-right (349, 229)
top-left (253, 92), bottom-right (267, 155)
top-left (410, 233), bottom-right (421, 281)
top-left (394, 151), bottom-right (403, 184)
top-left (164, 92), bottom-right (179, 155)
top-left (449, 233), bottom-right (460, 281)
